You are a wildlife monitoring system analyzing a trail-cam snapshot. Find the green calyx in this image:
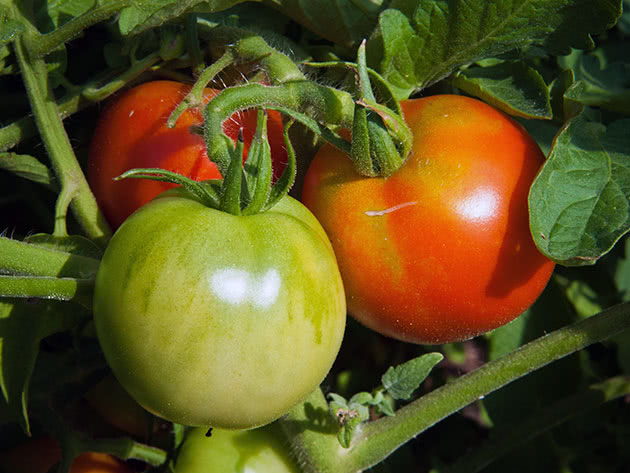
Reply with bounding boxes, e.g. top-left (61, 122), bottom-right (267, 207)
top-left (350, 41), bottom-right (412, 177)
top-left (116, 110), bottom-right (296, 216)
